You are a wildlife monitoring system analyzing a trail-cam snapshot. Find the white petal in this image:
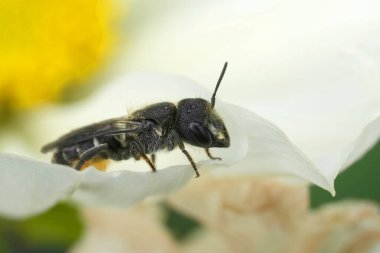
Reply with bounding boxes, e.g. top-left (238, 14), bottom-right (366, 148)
top-left (122, 0), bottom-right (380, 187)
top-left (0, 153), bottom-right (79, 219)
top-left (0, 74), bottom-right (329, 220)
top-left (32, 74), bottom-right (331, 191)
top-left (70, 165), bottom-right (194, 207)
top-left (0, 152), bottom-right (201, 218)
top-left (216, 103), bottom-right (333, 194)
top-left (343, 116), bottom-right (380, 169)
